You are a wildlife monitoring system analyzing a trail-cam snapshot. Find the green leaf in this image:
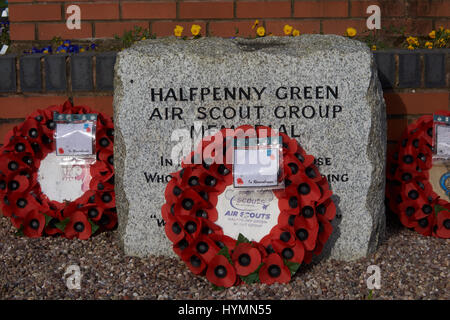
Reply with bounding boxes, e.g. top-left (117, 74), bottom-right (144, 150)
top-left (236, 233), bottom-right (251, 246)
top-left (89, 219), bottom-right (99, 235)
top-left (434, 204), bottom-right (447, 217)
top-left (15, 225), bottom-right (24, 237)
top-left (239, 263), bottom-right (263, 284)
top-left (54, 218), bottom-right (70, 232)
top-left (43, 214), bottom-right (52, 227)
top-left (211, 284), bottom-right (225, 291)
top-left (284, 260), bottom-right (301, 276)
top-left (217, 246), bottom-right (233, 264)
